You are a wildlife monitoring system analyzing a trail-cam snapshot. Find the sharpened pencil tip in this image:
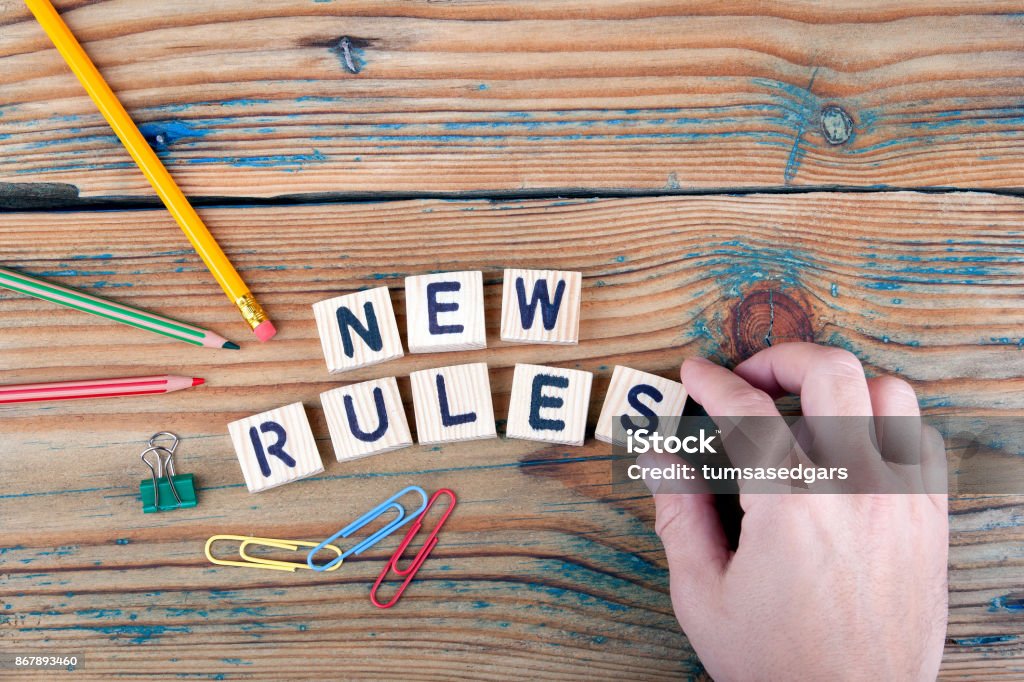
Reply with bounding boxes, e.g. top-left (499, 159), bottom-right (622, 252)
top-left (192, 377), bottom-right (205, 387)
top-left (222, 341), bottom-right (240, 350)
